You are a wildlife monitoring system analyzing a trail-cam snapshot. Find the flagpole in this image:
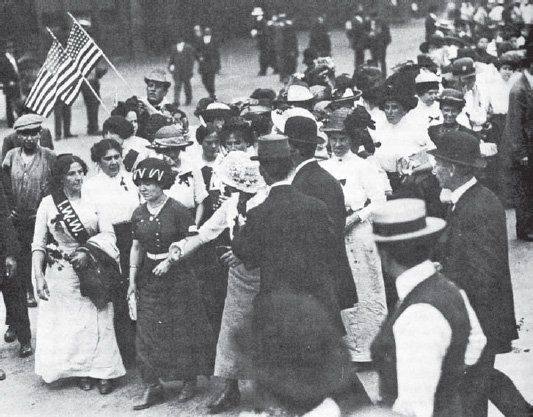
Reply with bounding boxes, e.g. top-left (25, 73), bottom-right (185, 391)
top-left (67, 12), bottom-right (136, 96)
top-left (46, 27), bottom-right (111, 115)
